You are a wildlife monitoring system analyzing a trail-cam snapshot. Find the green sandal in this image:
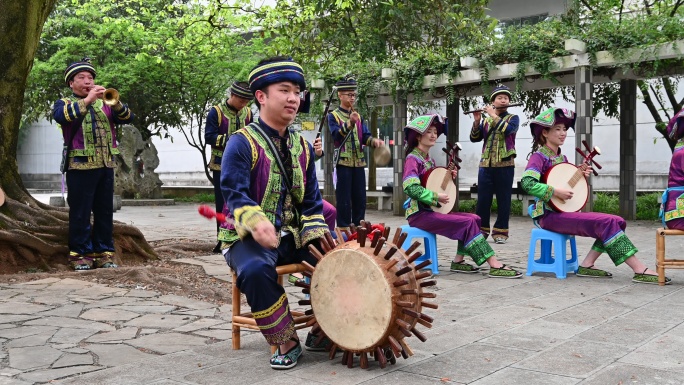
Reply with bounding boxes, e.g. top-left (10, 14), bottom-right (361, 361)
top-left (288, 274), bottom-right (305, 285)
top-left (576, 265), bottom-right (612, 278)
top-left (450, 260), bottom-right (480, 274)
top-left (488, 264), bottom-right (522, 279)
top-left (632, 268), bottom-right (671, 285)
